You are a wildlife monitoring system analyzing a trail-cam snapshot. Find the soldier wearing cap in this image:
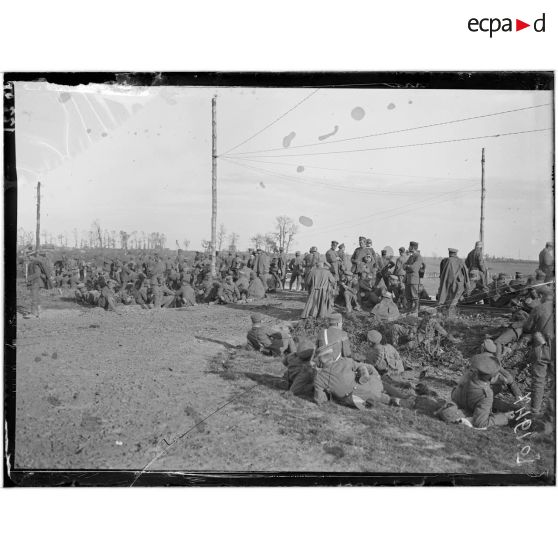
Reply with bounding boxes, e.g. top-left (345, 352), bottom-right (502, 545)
top-left (465, 241), bottom-right (488, 288)
top-left (303, 246), bottom-right (321, 284)
top-left (356, 252), bottom-right (377, 282)
top-left (538, 241), bottom-right (554, 282)
top-left (313, 347), bottom-right (397, 409)
top-left (276, 247), bottom-right (289, 288)
top-left (254, 248), bottom-right (270, 287)
top-left (523, 286), bottom-right (555, 416)
top-left (451, 354), bottom-right (515, 428)
top-left (282, 339), bottom-right (316, 398)
top-left (301, 261), bottom-right (336, 319)
top-left (403, 241), bottom-right (423, 313)
top-left (339, 270), bottom-right (361, 313)
top-left (325, 241), bottom-right (341, 279)
top-left (175, 277), bottom-right (197, 307)
top-left (217, 275), bottom-right (241, 304)
top-left (288, 250), bottom-right (304, 291)
top-left (364, 330), bottom-right (413, 399)
top-left (394, 246), bottom-right (408, 282)
top-left (437, 247), bottom-right (469, 317)
top-left (351, 236), bottom-right (375, 273)
top-left (337, 243), bottom-right (352, 275)
top-left (478, 338), bottom-right (523, 400)
top-left (370, 290), bottom-right (400, 322)
top-left (25, 248), bottom-right (52, 318)
top-left (246, 313), bottom-right (296, 356)
top-left (316, 313), bottom-right (352, 361)
top-left (97, 276), bottom-right (117, 311)
top-left (375, 249), bottom-right (389, 271)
